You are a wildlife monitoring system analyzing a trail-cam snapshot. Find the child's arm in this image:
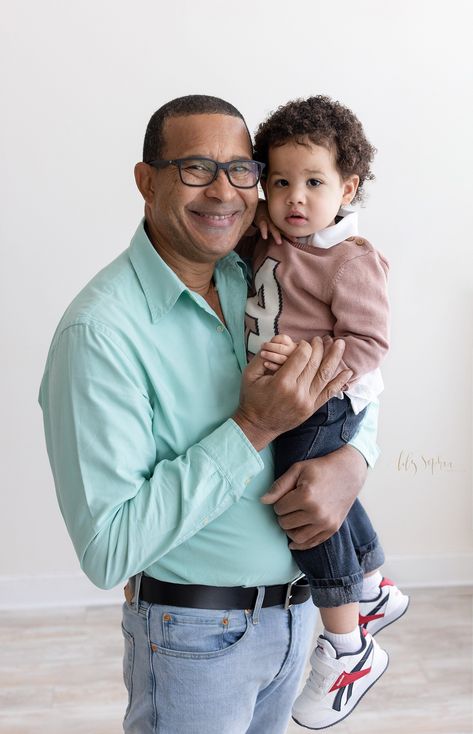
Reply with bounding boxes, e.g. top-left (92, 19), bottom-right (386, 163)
top-left (260, 334), bottom-right (297, 372)
top-left (253, 200), bottom-right (283, 245)
top-left (235, 201), bottom-right (285, 256)
top-left (331, 247), bottom-right (389, 384)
